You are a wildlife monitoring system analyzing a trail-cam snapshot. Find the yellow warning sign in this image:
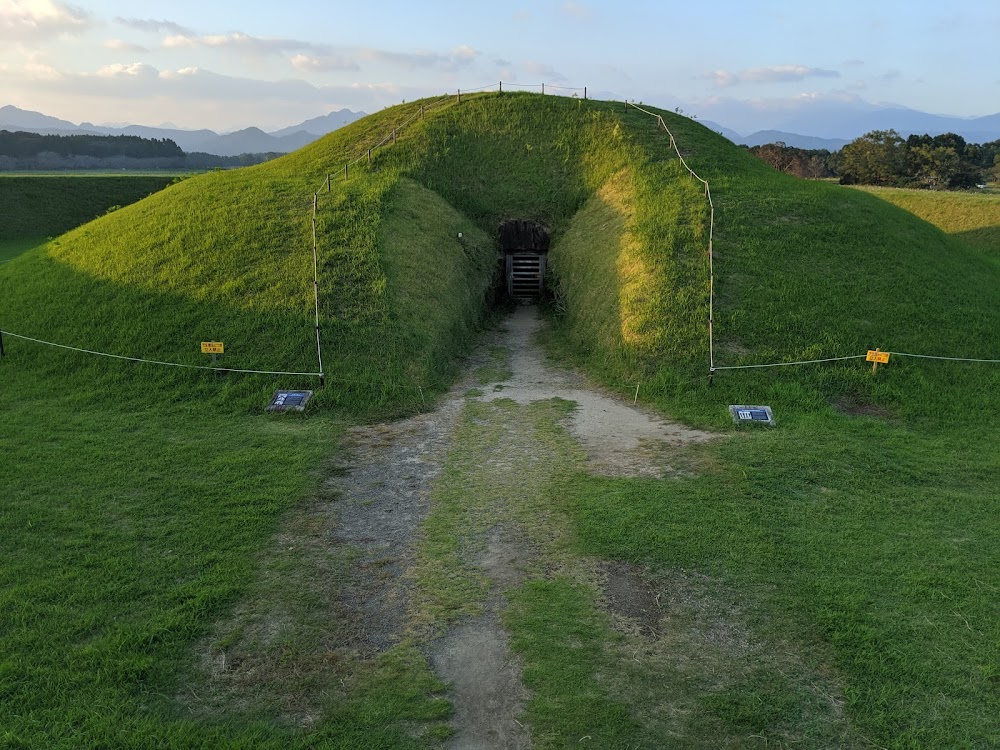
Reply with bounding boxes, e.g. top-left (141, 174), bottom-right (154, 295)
top-left (201, 341), bottom-right (224, 354)
top-left (866, 349), bottom-right (890, 364)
